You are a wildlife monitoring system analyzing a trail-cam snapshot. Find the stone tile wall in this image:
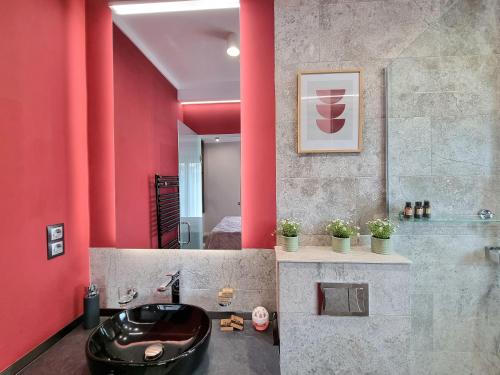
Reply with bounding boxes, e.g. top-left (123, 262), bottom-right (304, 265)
top-left (275, 0), bottom-right (500, 235)
top-left (275, 0), bottom-right (500, 374)
top-left (89, 248), bottom-right (276, 312)
top-left (277, 260), bottom-right (411, 374)
top-left (275, 0), bottom-right (443, 235)
top-left (393, 234), bottom-right (500, 375)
